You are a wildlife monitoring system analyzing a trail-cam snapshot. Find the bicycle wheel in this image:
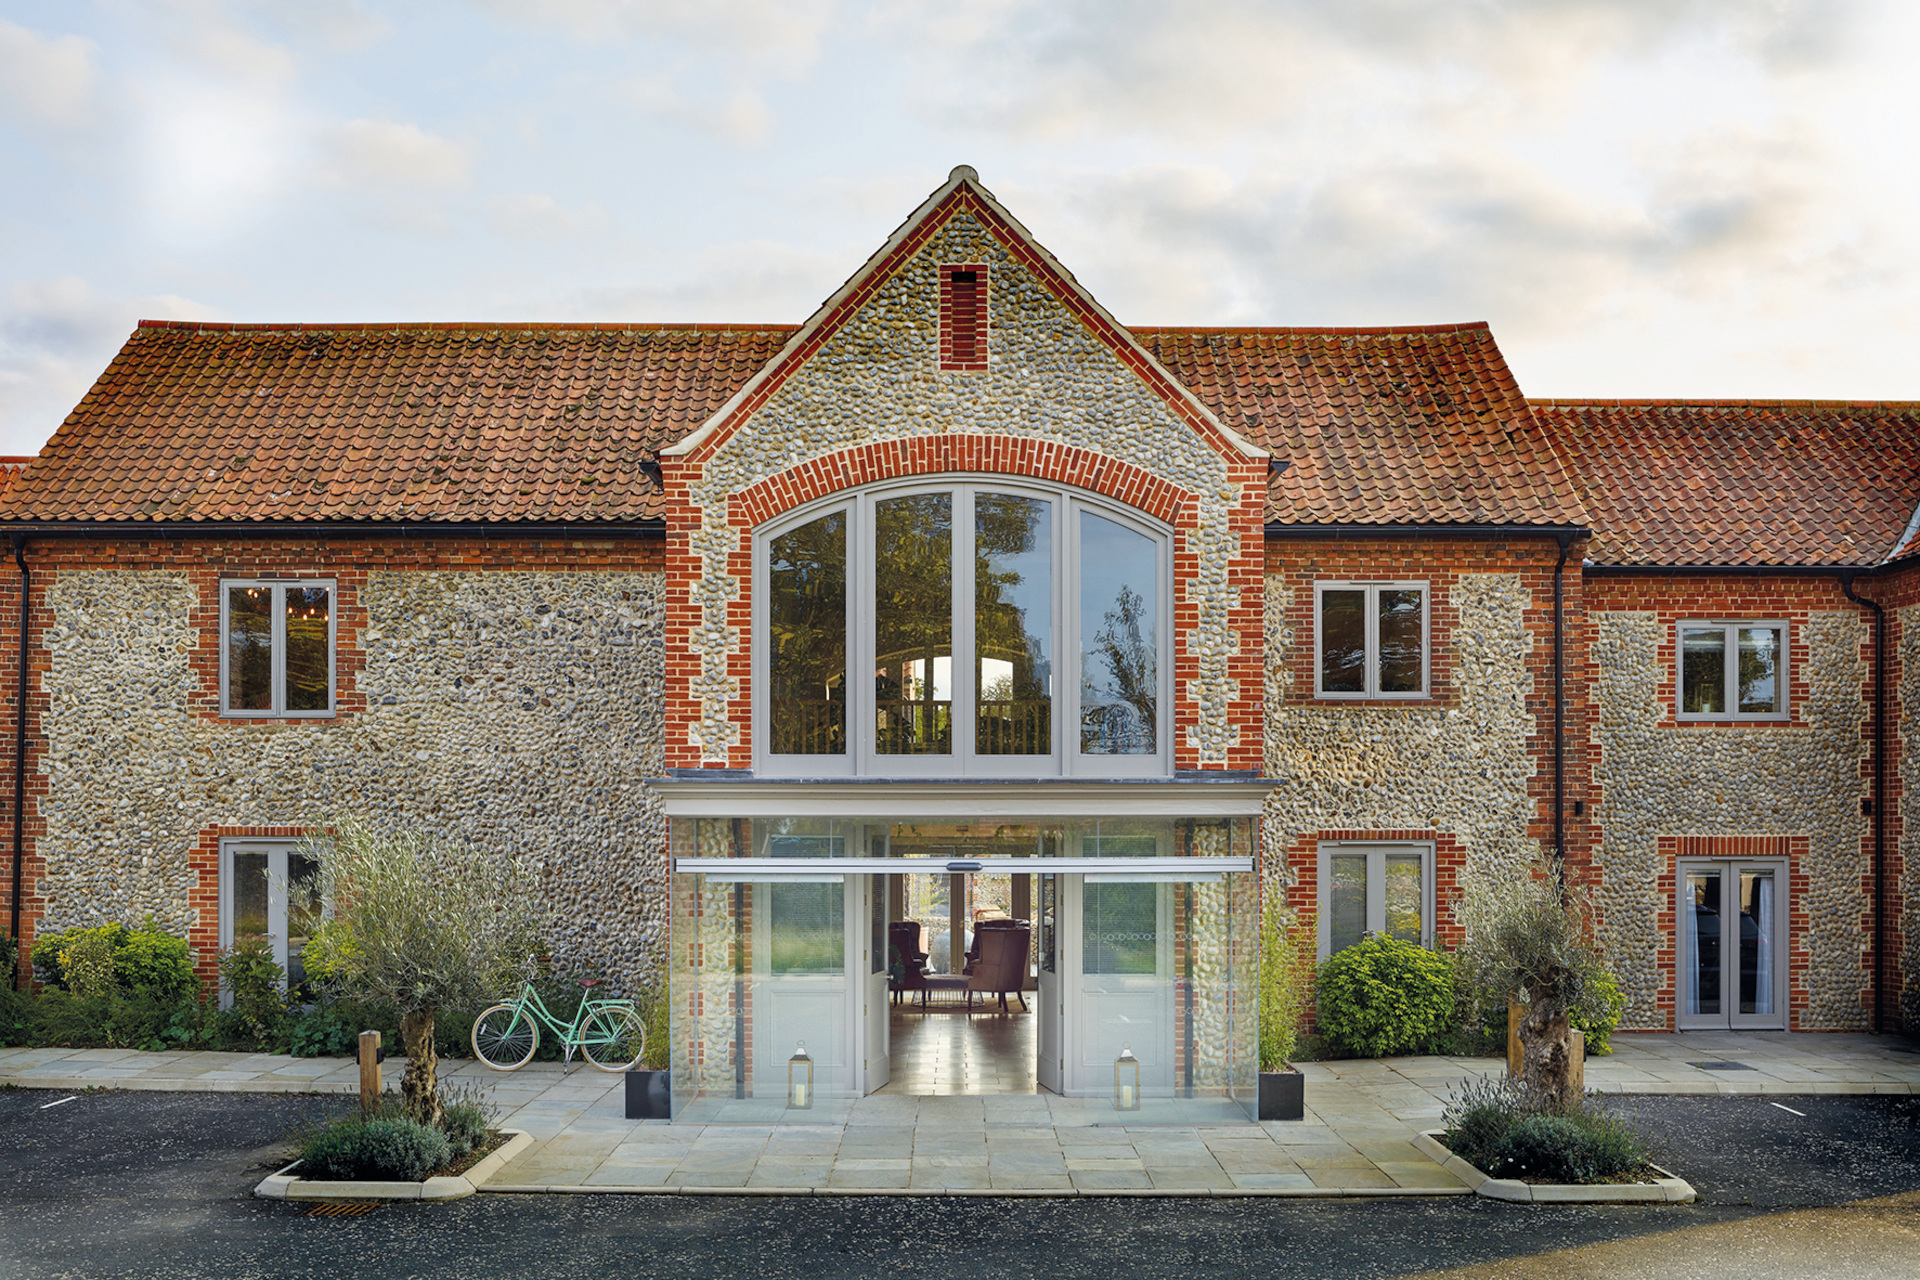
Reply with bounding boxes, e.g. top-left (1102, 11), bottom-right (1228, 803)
top-left (471, 1003), bottom-right (539, 1070)
top-left (578, 1005), bottom-right (645, 1072)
